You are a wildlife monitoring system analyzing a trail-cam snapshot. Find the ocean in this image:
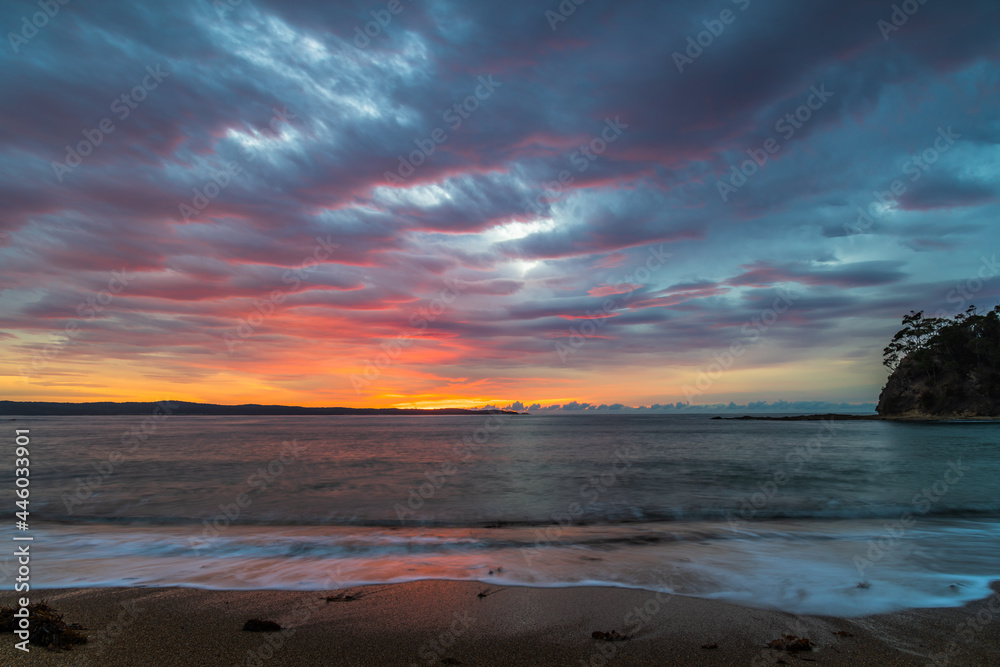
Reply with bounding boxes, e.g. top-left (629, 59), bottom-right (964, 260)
top-left (3, 413), bottom-right (999, 617)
